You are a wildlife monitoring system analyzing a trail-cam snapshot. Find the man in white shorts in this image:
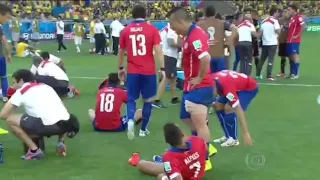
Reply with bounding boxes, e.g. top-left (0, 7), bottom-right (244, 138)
top-left (0, 69), bottom-right (80, 160)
